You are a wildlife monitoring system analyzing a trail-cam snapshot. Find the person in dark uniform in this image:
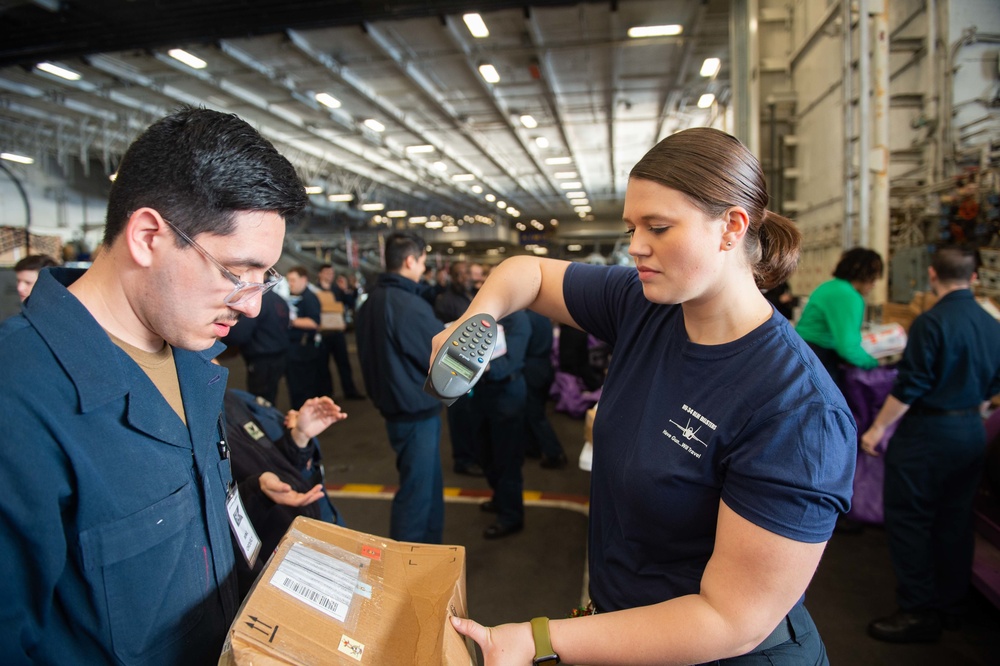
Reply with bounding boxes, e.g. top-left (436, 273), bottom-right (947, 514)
top-left (434, 261), bottom-right (484, 476)
top-left (523, 309), bottom-right (567, 468)
top-left (224, 389), bottom-right (346, 598)
top-left (316, 264), bottom-right (365, 400)
top-left (284, 266), bottom-right (325, 408)
top-left (474, 309), bottom-right (530, 539)
top-left (355, 232), bottom-right (446, 543)
top-left (224, 287), bottom-right (290, 405)
top-left (862, 246), bottom-right (1000, 643)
